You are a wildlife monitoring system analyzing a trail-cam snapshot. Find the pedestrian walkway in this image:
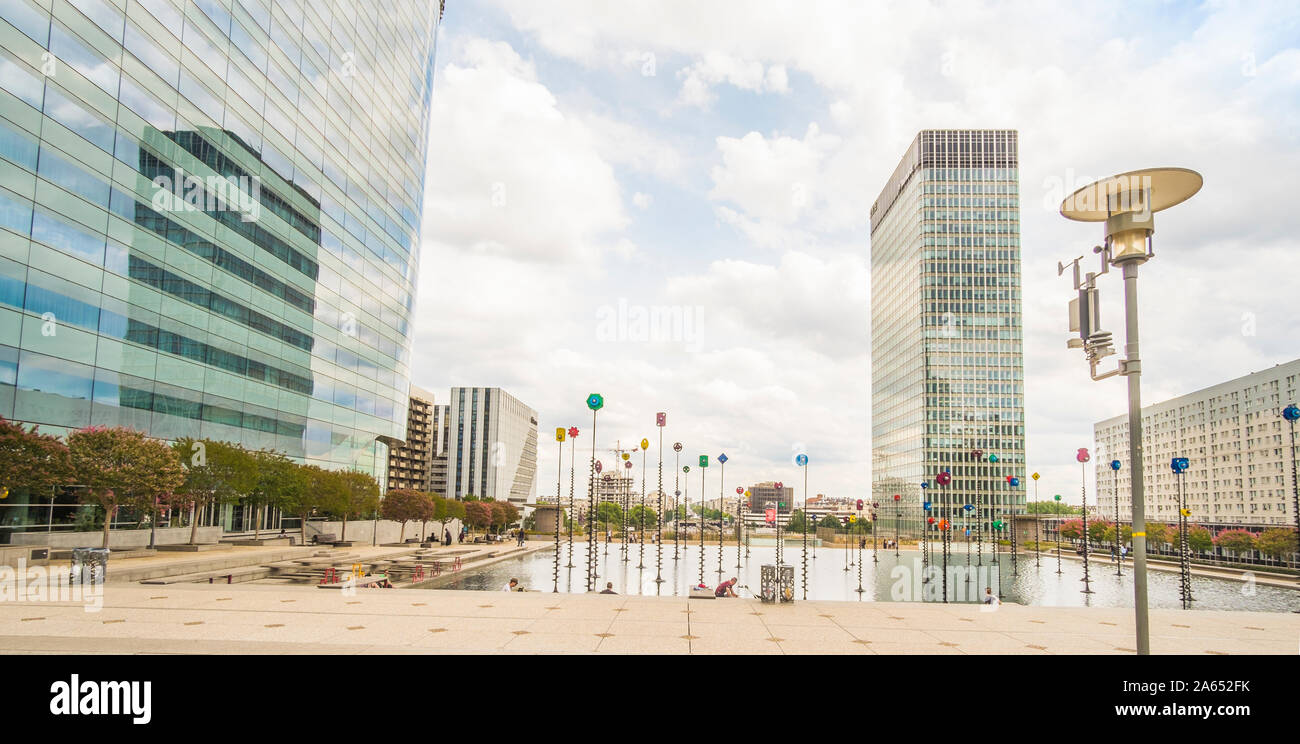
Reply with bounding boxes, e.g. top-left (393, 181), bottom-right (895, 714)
top-left (0, 582), bottom-right (1292, 655)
